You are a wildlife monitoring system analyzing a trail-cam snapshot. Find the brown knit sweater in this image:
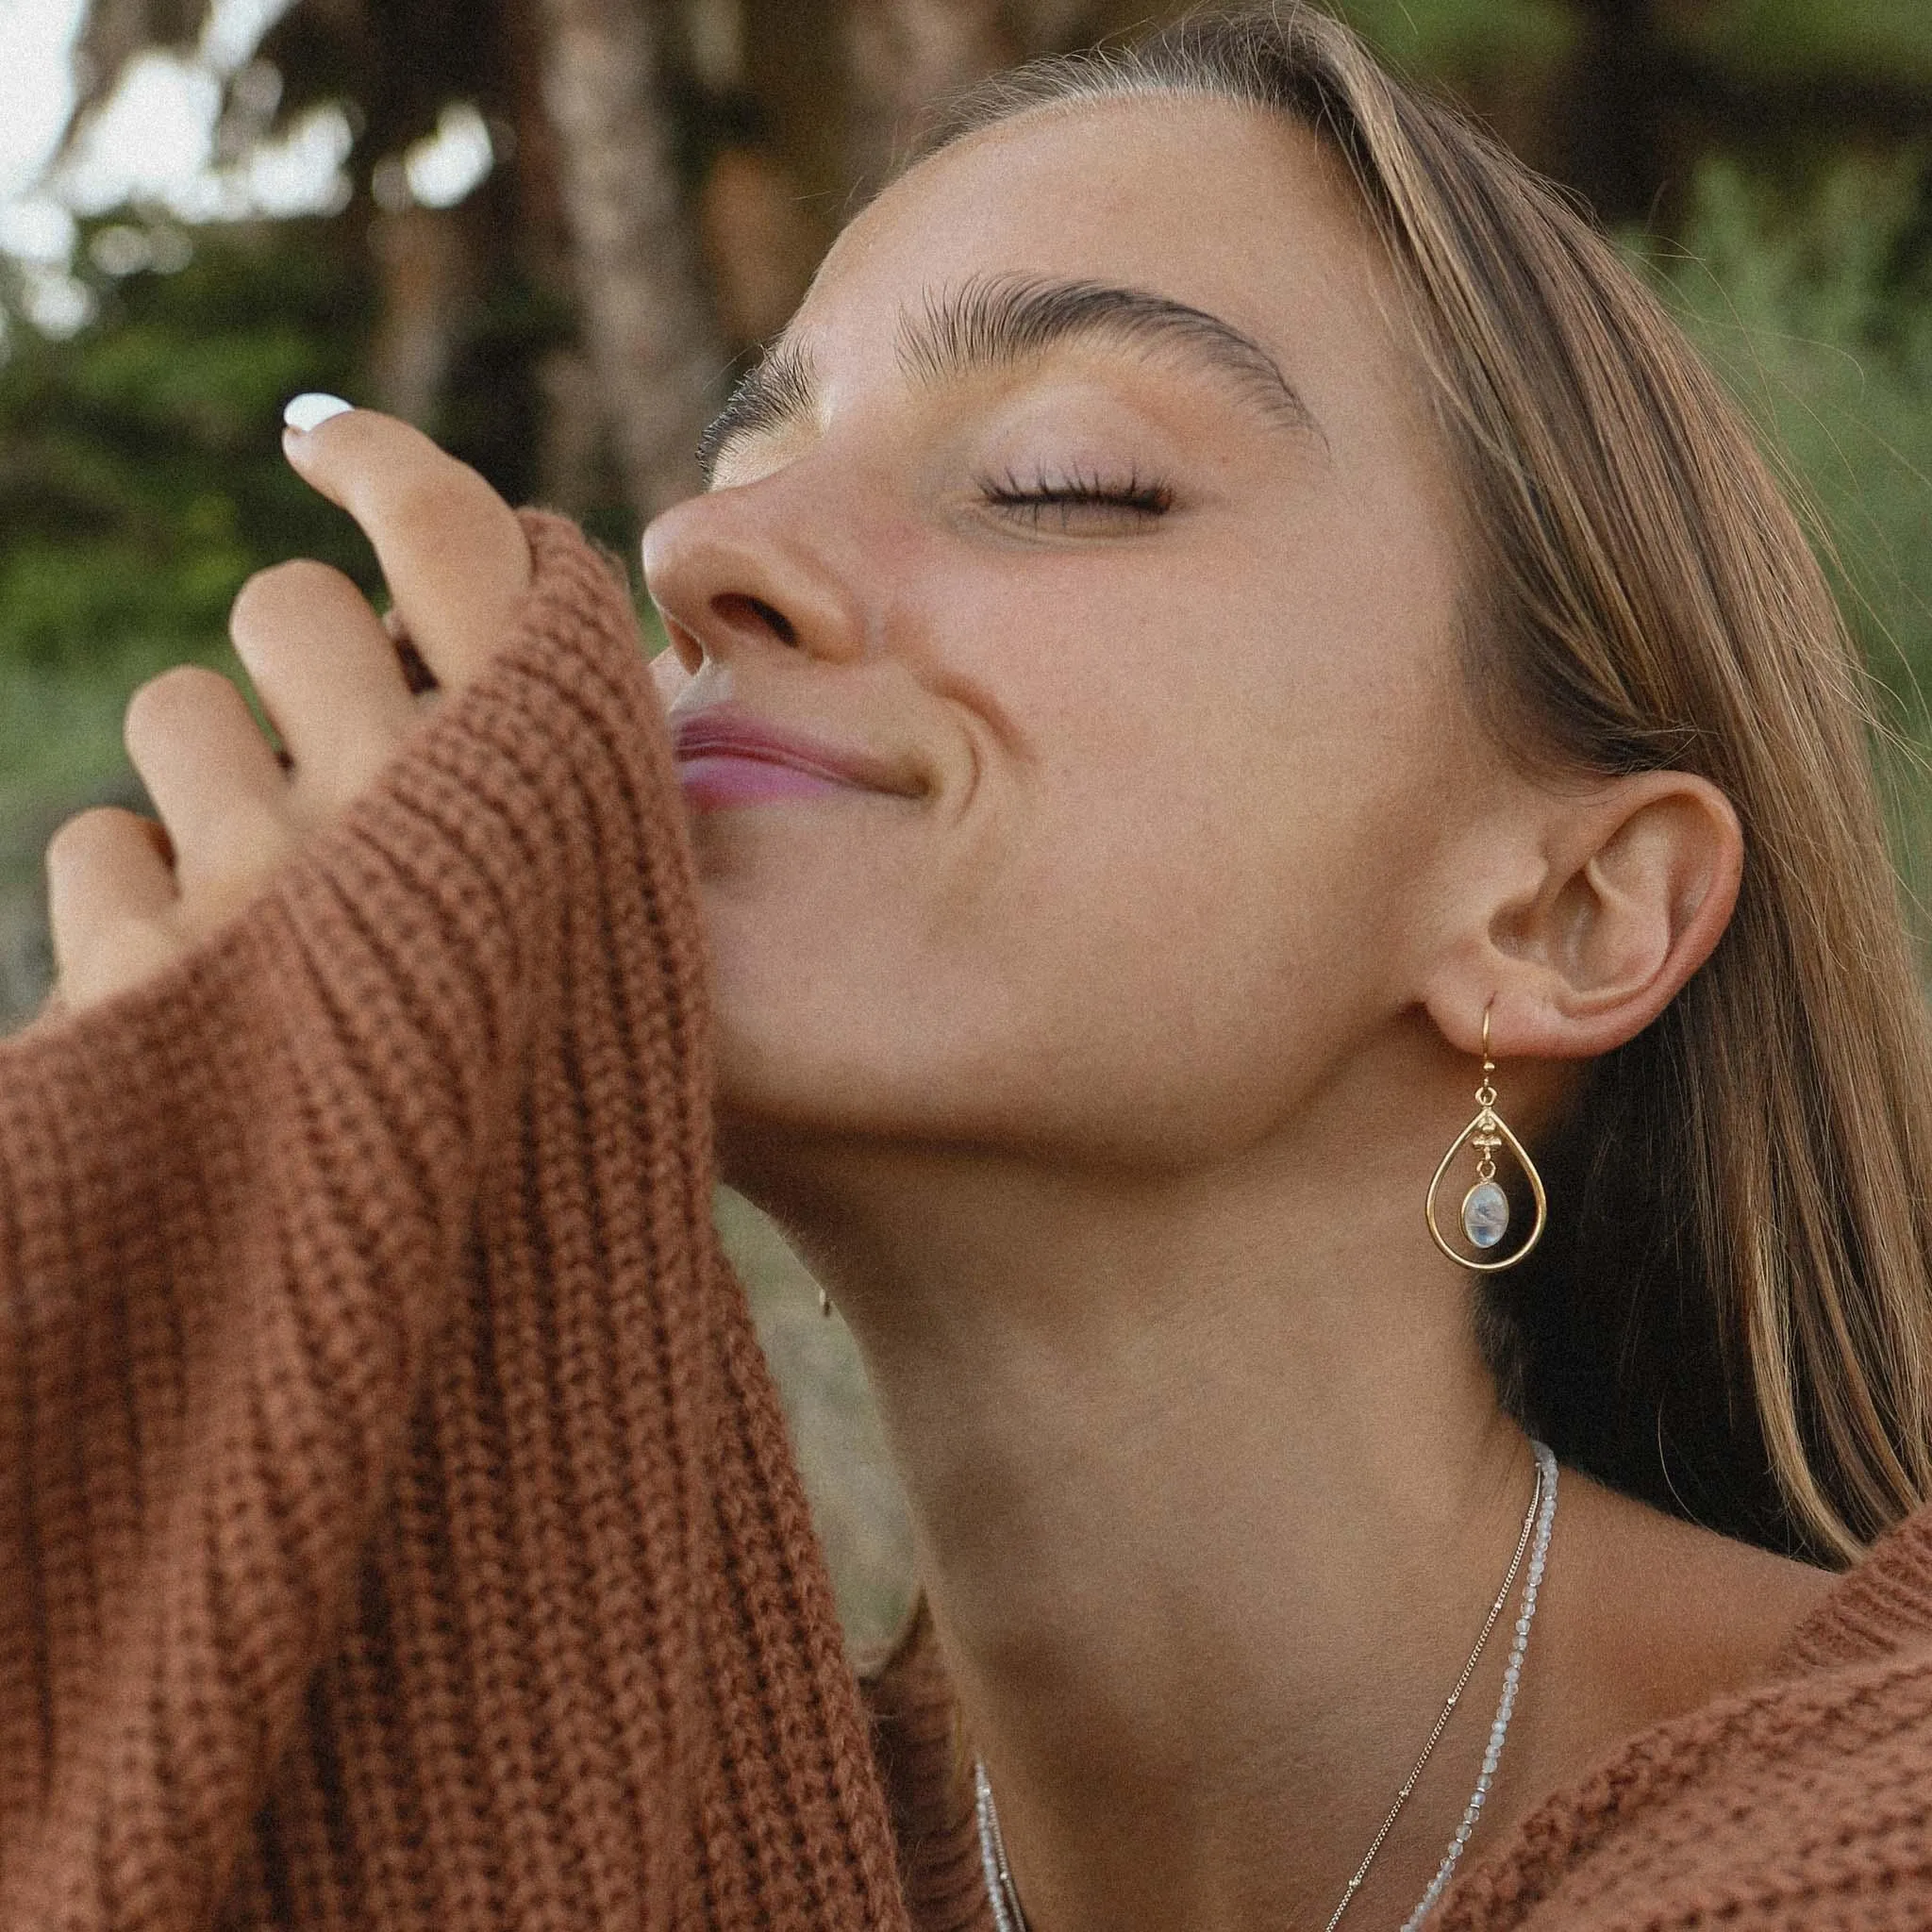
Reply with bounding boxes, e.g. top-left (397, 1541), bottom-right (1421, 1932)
top-left (2, 513), bottom-right (1930, 1932)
